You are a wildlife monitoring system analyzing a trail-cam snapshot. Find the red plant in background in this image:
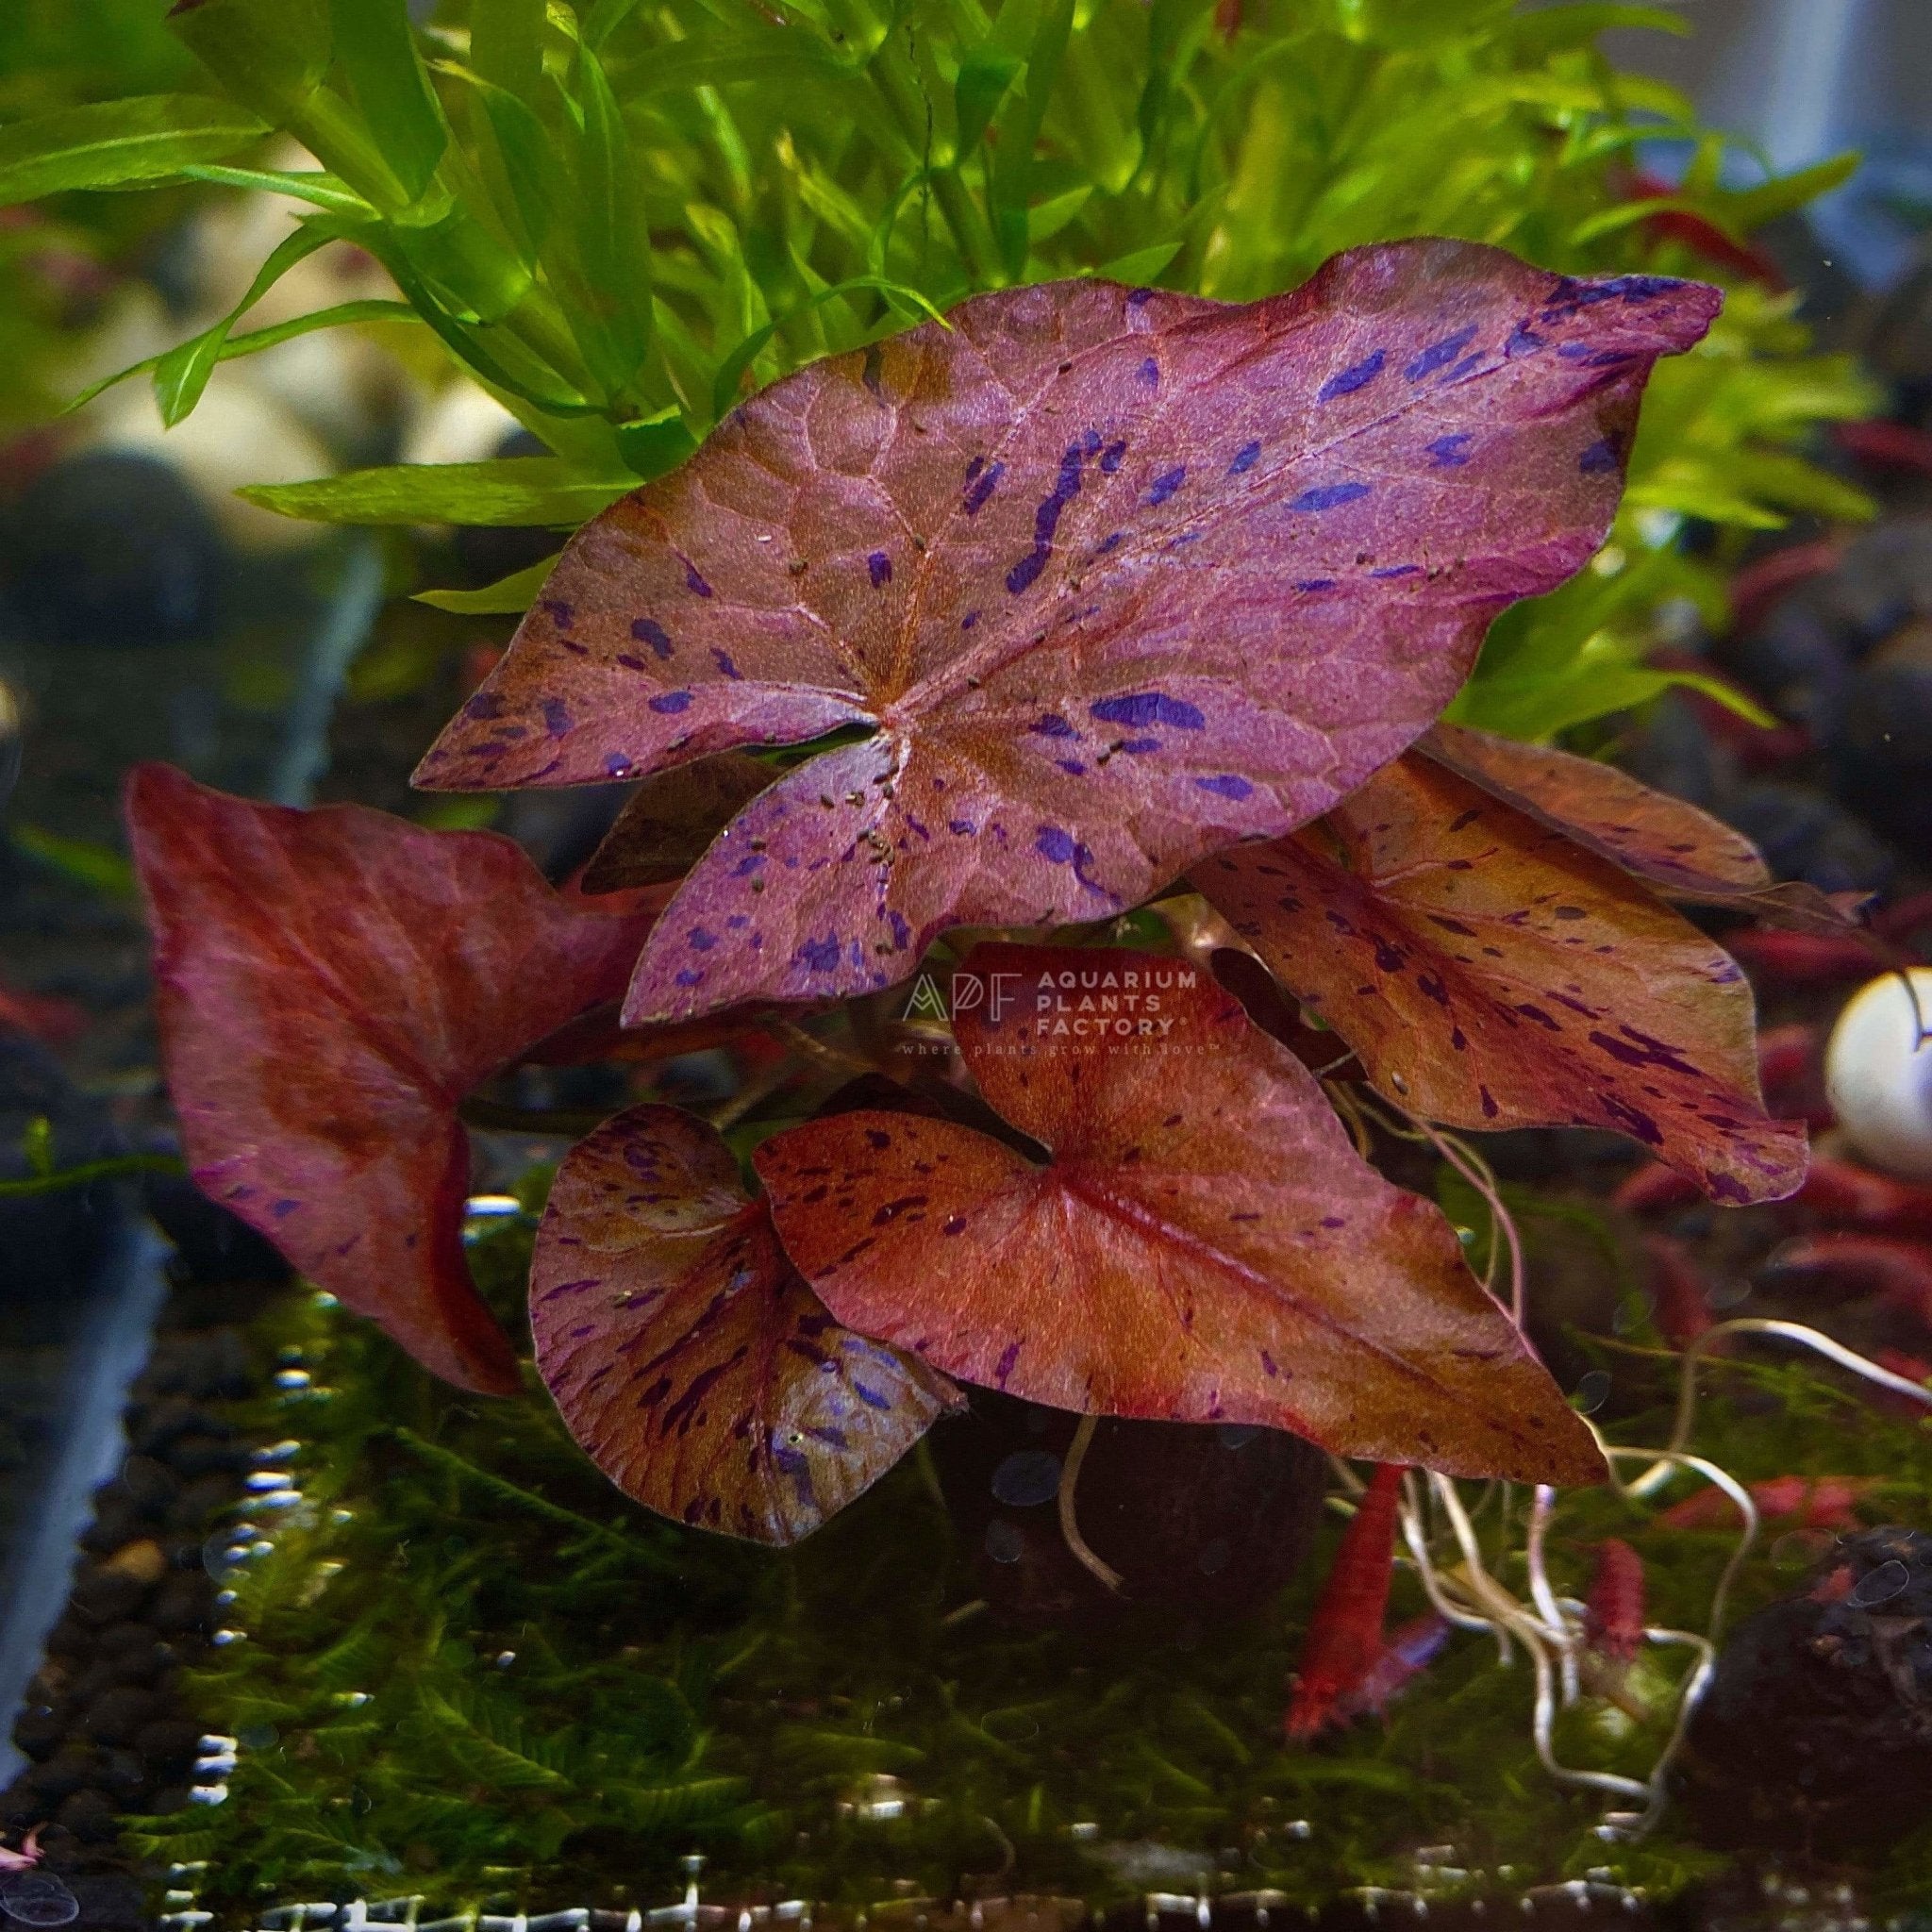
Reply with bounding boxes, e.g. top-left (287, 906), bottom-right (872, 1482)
top-left (127, 242), bottom-right (1827, 1545)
